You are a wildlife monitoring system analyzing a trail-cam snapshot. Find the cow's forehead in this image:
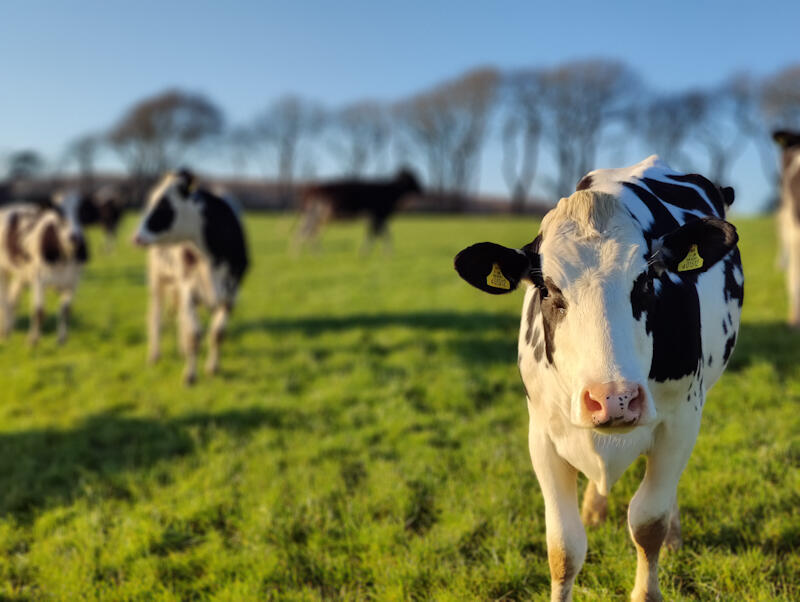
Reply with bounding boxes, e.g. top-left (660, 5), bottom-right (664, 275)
top-left (538, 190), bottom-right (646, 288)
